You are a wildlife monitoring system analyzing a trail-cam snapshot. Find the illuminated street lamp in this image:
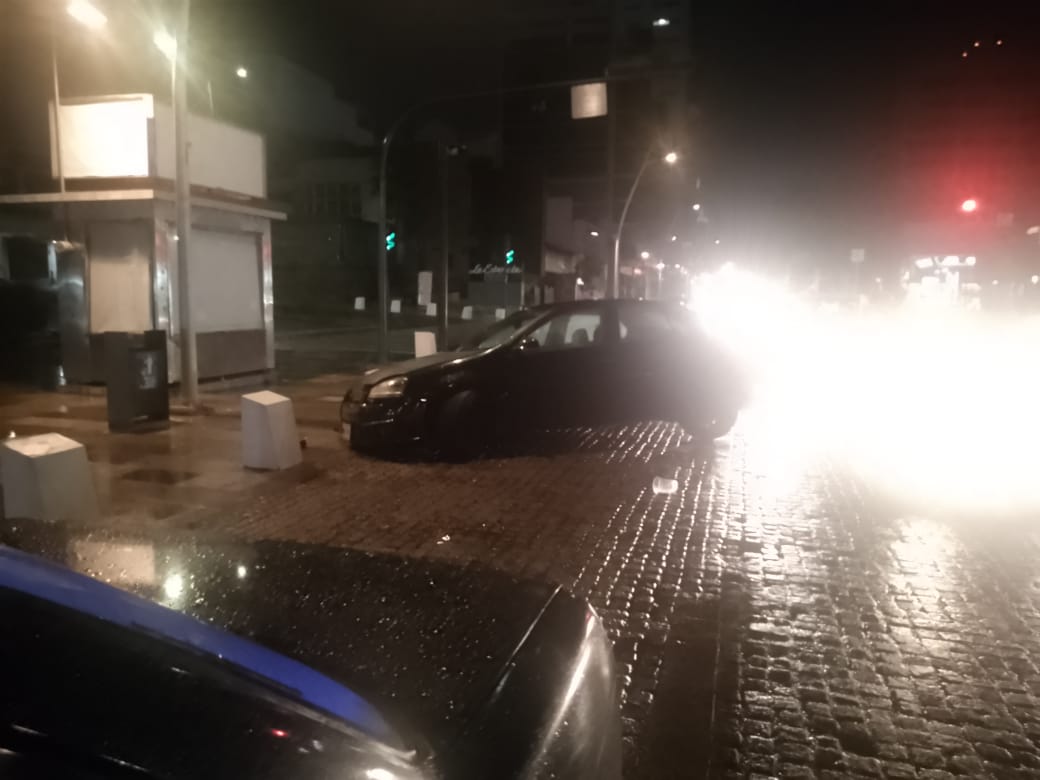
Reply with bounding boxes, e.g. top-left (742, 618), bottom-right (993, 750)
top-left (691, 202), bottom-right (701, 211)
top-left (66, 0), bottom-right (107, 29)
top-left (960, 198), bottom-right (979, 213)
top-left (153, 29), bottom-right (178, 61)
top-left (612, 148), bottom-right (679, 297)
top-left (235, 65), bottom-right (248, 79)
top-left (640, 250), bottom-right (651, 260)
